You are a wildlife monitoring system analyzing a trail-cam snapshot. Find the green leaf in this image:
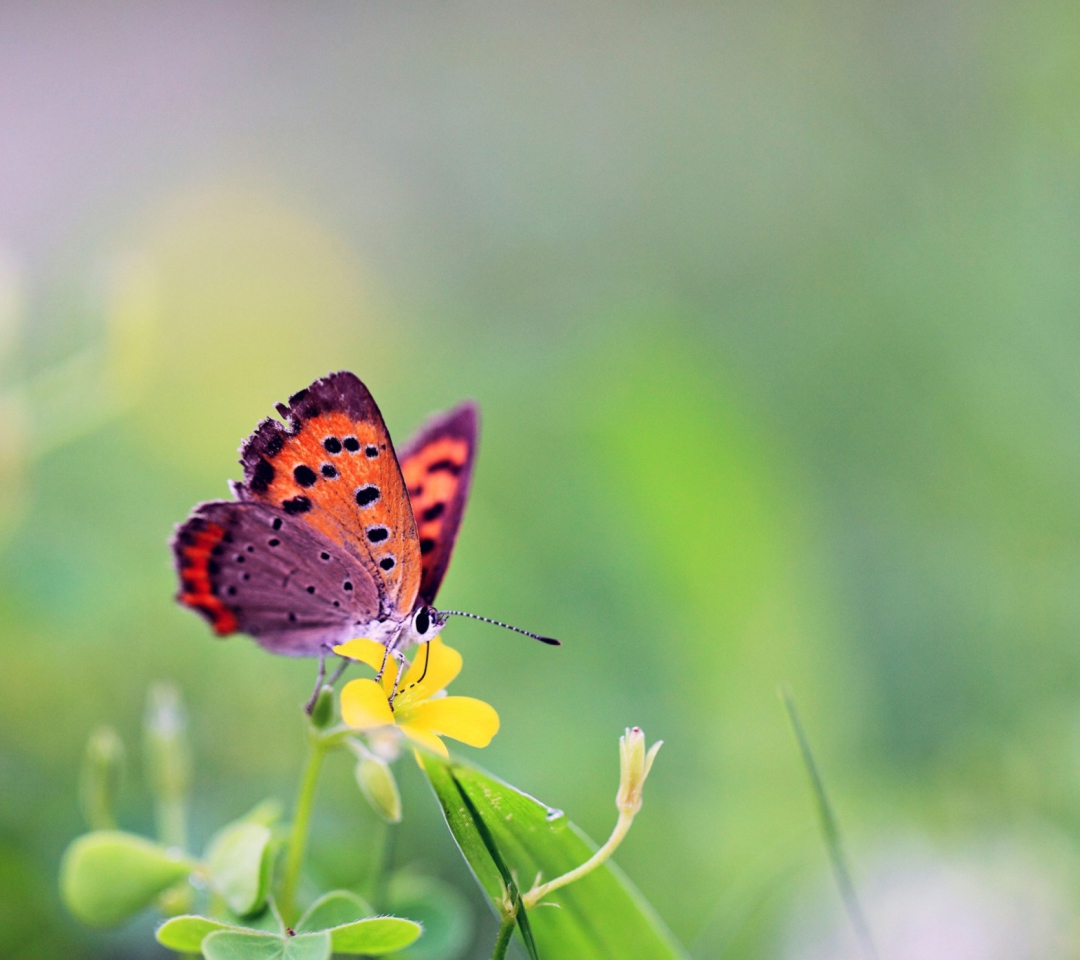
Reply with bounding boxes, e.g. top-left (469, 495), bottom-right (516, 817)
top-left (202, 930), bottom-right (331, 960)
top-left (446, 768), bottom-right (538, 960)
top-left (295, 890), bottom-right (372, 932)
top-left (156, 914), bottom-right (233, 951)
top-left (329, 917), bottom-right (422, 954)
top-left (385, 875), bottom-right (471, 960)
top-left (293, 891), bottom-right (420, 955)
top-left (59, 830), bottom-right (193, 927)
top-left (422, 756), bottom-right (689, 960)
top-left (205, 821), bottom-right (273, 916)
top-left (239, 798), bottom-right (285, 827)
